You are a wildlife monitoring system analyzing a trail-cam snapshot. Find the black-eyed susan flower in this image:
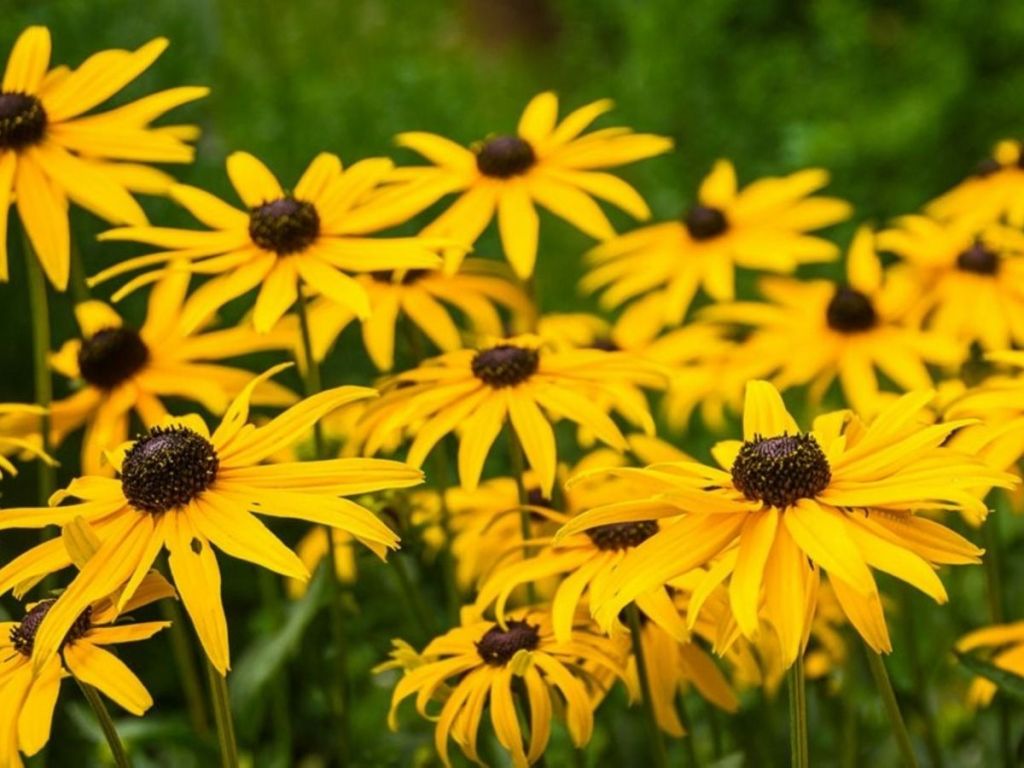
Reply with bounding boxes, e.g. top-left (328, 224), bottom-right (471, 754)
top-left (382, 610), bottom-right (625, 768)
top-left (0, 365), bottom-right (422, 675)
top-left (0, 26), bottom-right (206, 289)
top-left (581, 160), bottom-right (851, 331)
top-left (956, 622), bottom-right (1024, 708)
top-left (877, 216), bottom-right (1024, 351)
top-left (353, 335), bottom-right (662, 496)
top-left (558, 381), bottom-right (1014, 667)
top-left (704, 227), bottom-right (963, 416)
top-left (927, 139), bottom-right (1024, 227)
top-left (0, 404), bottom-right (54, 477)
top-left (93, 151), bottom-right (448, 332)
top-left (381, 91), bottom-right (672, 278)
